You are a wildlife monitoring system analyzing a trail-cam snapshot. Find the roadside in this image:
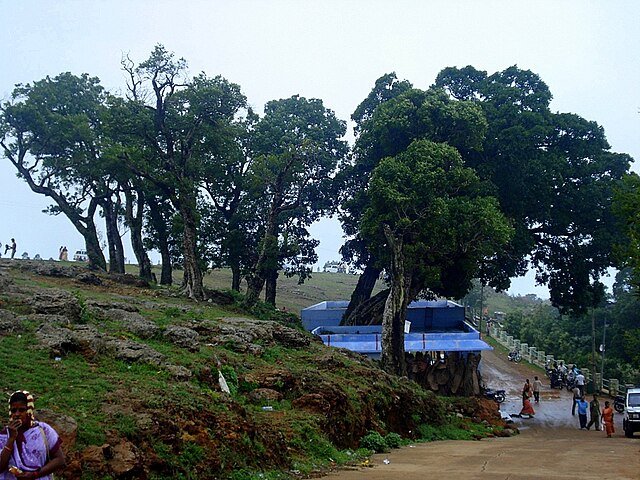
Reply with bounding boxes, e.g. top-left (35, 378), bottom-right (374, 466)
top-left (325, 348), bottom-right (640, 479)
